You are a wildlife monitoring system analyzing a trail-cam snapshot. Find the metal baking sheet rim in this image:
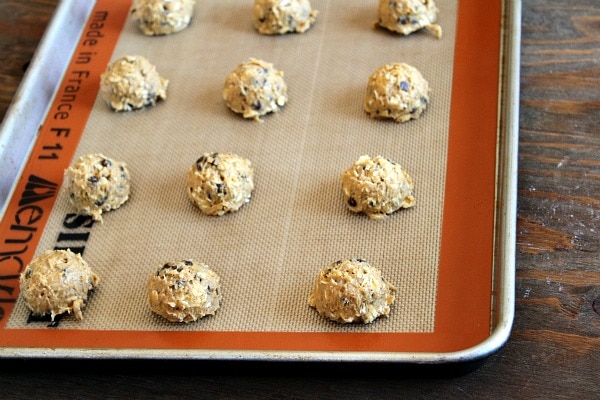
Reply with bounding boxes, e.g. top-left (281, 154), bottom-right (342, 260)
top-left (0, 0), bottom-right (520, 364)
